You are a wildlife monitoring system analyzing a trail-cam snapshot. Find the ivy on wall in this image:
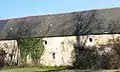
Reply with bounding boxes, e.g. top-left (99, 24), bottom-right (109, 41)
top-left (17, 37), bottom-right (45, 66)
